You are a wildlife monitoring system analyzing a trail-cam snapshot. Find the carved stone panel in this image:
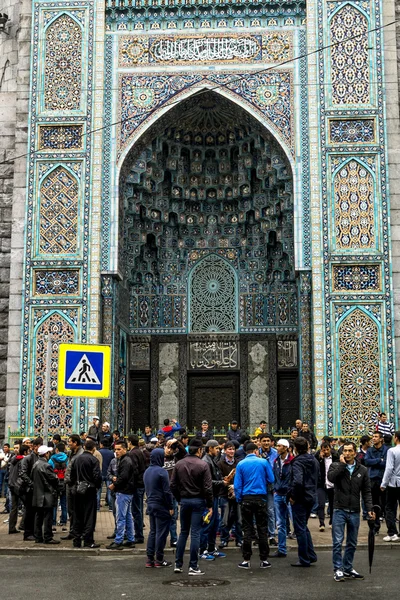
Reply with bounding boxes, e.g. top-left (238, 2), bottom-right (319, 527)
top-left (130, 342), bottom-right (150, 370)
top-left (247, 341), bottom-right (269, 434)
top-left (158, 343), bottom-right (179, 428)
